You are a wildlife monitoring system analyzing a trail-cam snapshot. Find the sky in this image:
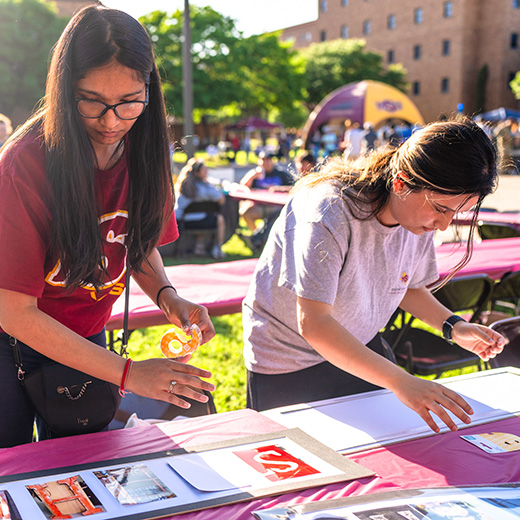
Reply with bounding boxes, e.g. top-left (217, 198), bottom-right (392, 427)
top-left (102, 0), bottom-right (318, 36)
